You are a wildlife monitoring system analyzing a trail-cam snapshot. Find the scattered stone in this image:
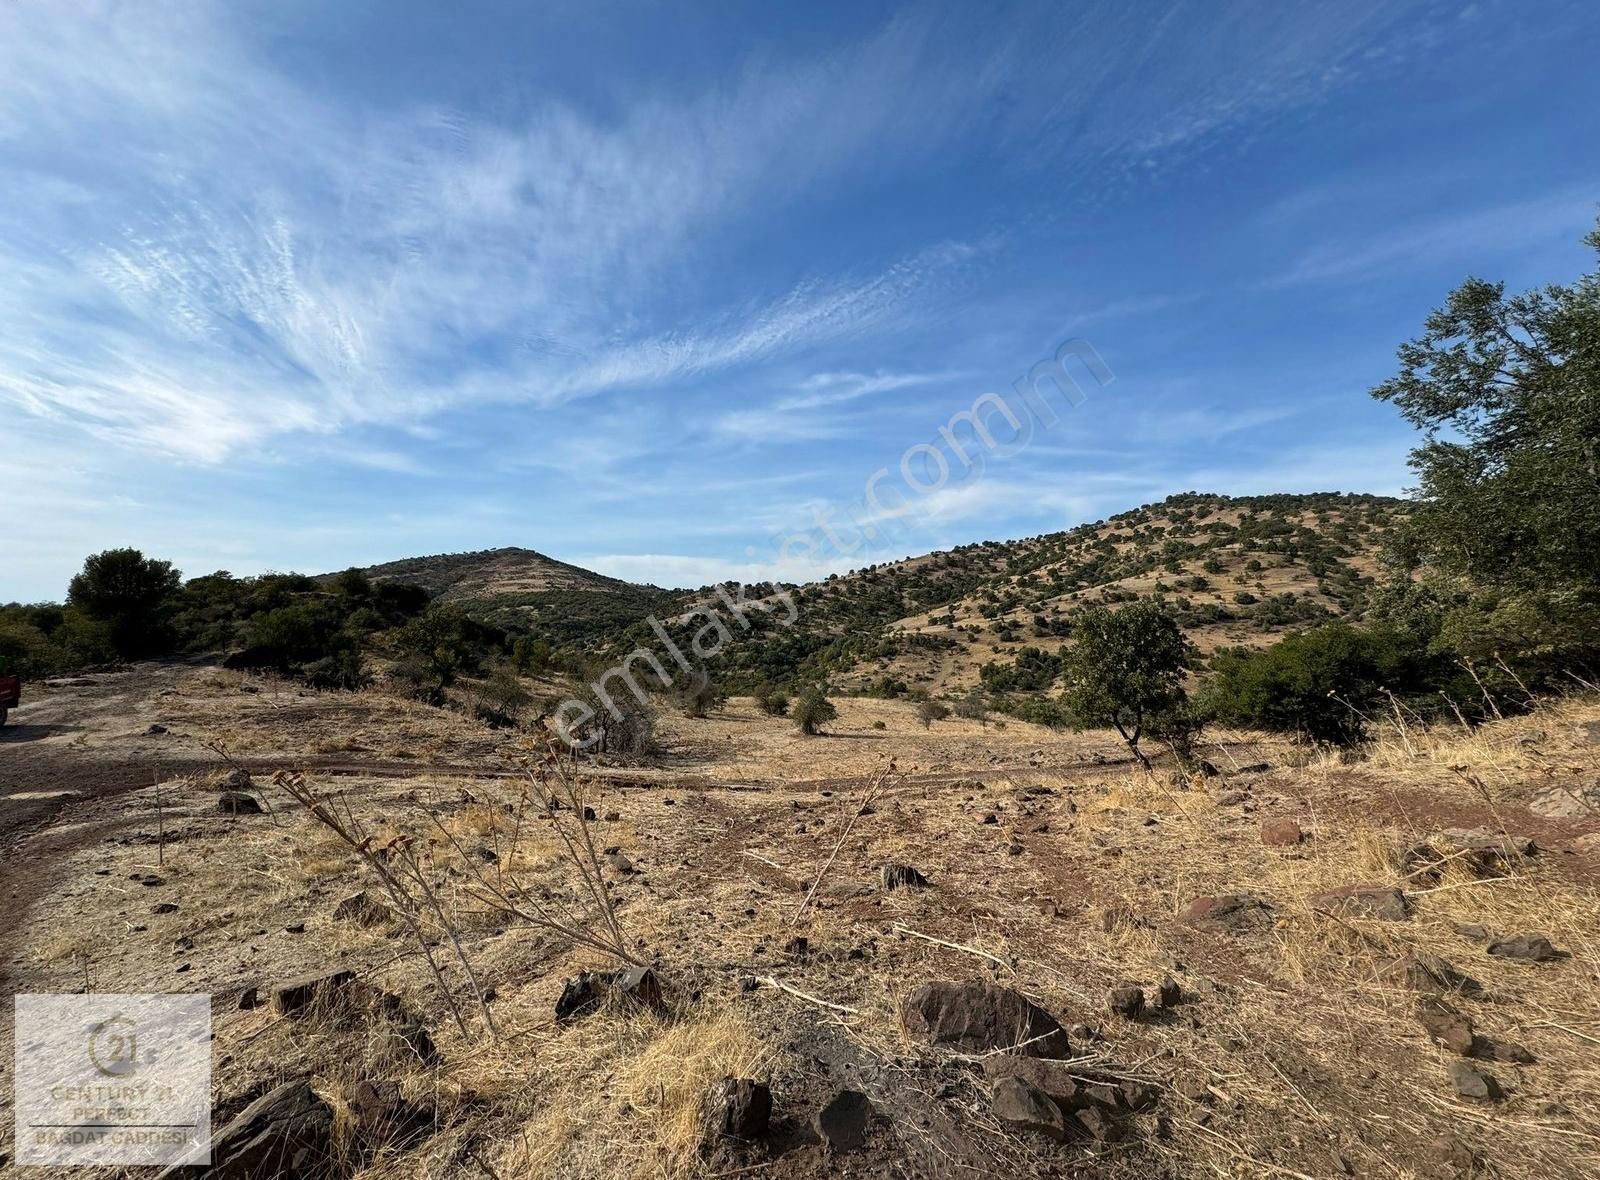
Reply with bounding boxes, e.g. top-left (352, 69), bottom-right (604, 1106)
top-left (1156, 975), bottom-right (1182, 1008)
top-left (981, 812), bottom-right (999, 825)
top-left (784, 936), bottom-right (810, 960)
top-left (1486, 933), bottom-right (1561, 962)
top-left (1449, 1061), bottom-right (1501, 1102)
top-left (1416, 1000), bottom-right (1476, 1055)
top-left (901, 980), bottom-right (1071, 1057)
top-left (814, 1090), bottom-right (871, 1155)
top-left (879, 863), bottom-right (928, 890)
top-left (604, 811), bottom-right (621, 822)
top-left (1261, 817), bottom-right (1303, 846)
top-left (348, 1079), bottom-right (434, 1148)
top-left (1108, 984), bottom-right (1146, 1020)
top-left (271, 969), bottom-right (356, 1016)
top-left (608, 853), bottom-right (635, 875)
top-left (238, 987), bottom-right (261, 1011)
top-left (224, 768), bottom-right (254, 790)
top-left (283, 922), bottom-right (306, 935)
top-left (1381, 949), bottom-right (1481, 994)
top-left (1406, 828), bottom-right (1536, 878)
top-left (1527, 783), bottom-right (1599, 819)
top-left (152, 902), bottom-right (180, 915)
top-left (990, 1076), bottom-right (1066, 1139)
top-left (218, 791), bottom-right (263, 816)
top-left (1174, 1074), bottom-right (1212, 1103)
top-left (1006, 842), bottom-right (1024, 856)
top-left (332, 892), bottom-right (393, 928)
top-left (154, 1080), bottom-right (335, 1180)
top-left (146, 724), bottom-right (168, 735)
top-left (554, 966), bottom-right (664, 1021)
top-left (582, 806), bottom-right (597, 821)
top-left (1477, 1039), bottom-right (1536, 1065)
top-left (1310, 884), bottom-right (1411, 921)
top-left (1185, 894), bottom-right (1274, 932)
top-left (1453, 923), bottom-right (1489, 942)
top-left (129, 872), bottom-right (166, 887)
top-left (1216, 789), bottom-right (1250, 807)
top-left (699, 1077), bottom-right (772, 1152)
top-left (1100, 901), bottom-right (1141, 933)
top-left (1426, 1134), bottom-right (1477, 1178)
